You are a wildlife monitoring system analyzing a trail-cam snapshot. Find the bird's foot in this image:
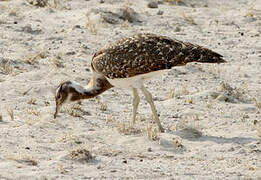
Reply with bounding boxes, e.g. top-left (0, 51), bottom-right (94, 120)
top-left (158, 126), bottom-right (165, 133)
top-left (130, 121), bottom-right (136, 129)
